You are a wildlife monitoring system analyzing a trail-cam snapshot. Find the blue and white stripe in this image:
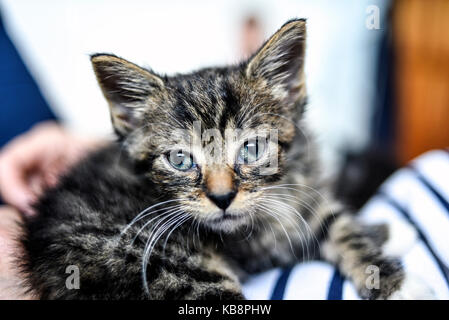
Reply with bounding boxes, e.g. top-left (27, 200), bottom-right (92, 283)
top-left (243, 150), bottom-right (449, 300)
